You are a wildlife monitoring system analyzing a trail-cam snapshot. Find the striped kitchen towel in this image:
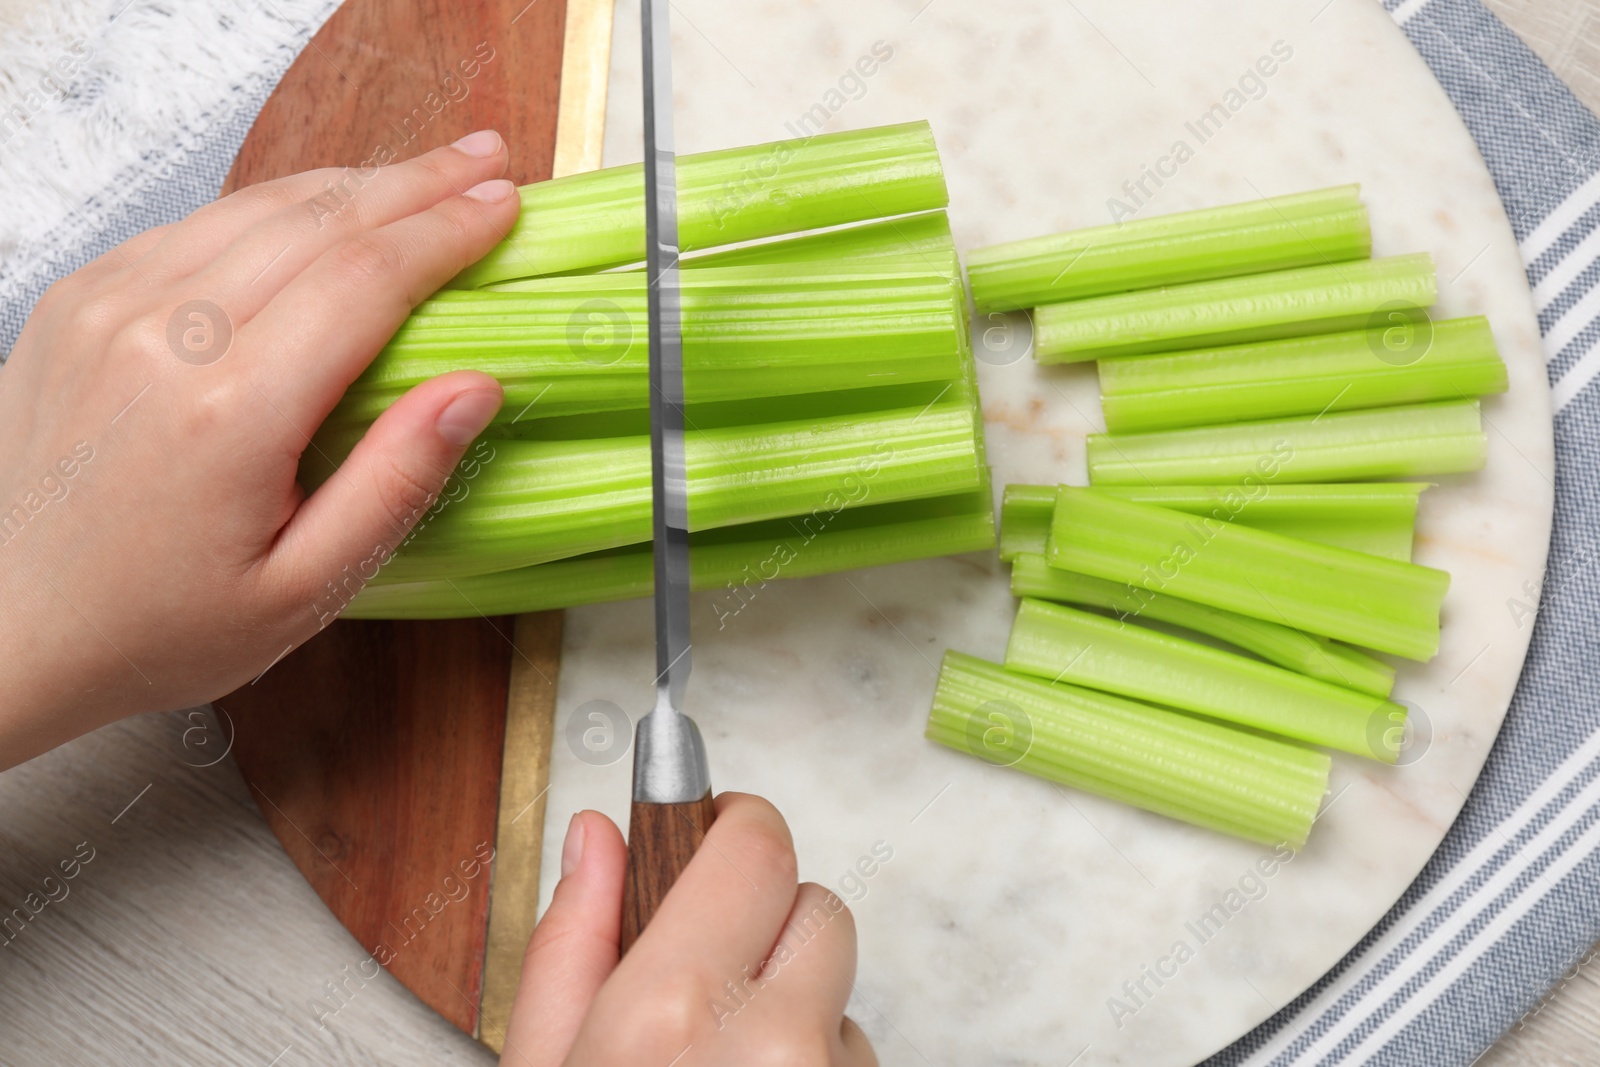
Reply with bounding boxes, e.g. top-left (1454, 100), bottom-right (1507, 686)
top-left (1209, 1), bottom-right (1600, 1065)
top-left (0, 0), bottom-right (340, 353)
